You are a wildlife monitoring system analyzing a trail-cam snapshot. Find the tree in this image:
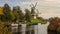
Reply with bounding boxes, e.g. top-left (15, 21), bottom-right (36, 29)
top-left (3, 3), bottom-right (12, 22)
top-left (17, 6), bottom-right (24, 22)
top-left (48, 17), bottom-right (60, 31)
top-left (25, 9), bottom-right (32, 22)
top-left (13, 6), bottom-right (24, 22)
